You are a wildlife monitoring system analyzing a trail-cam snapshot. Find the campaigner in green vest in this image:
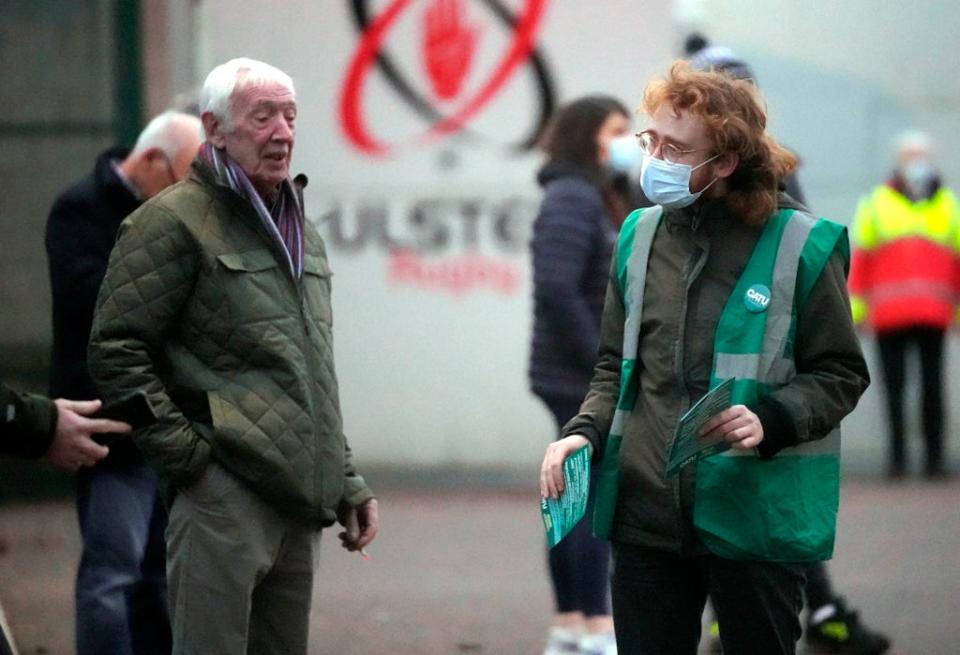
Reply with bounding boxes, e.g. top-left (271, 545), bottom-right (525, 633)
top-left (539, 61), bottom-right (869, 654)
top-left (687, 40), bottom-right (890, 655)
